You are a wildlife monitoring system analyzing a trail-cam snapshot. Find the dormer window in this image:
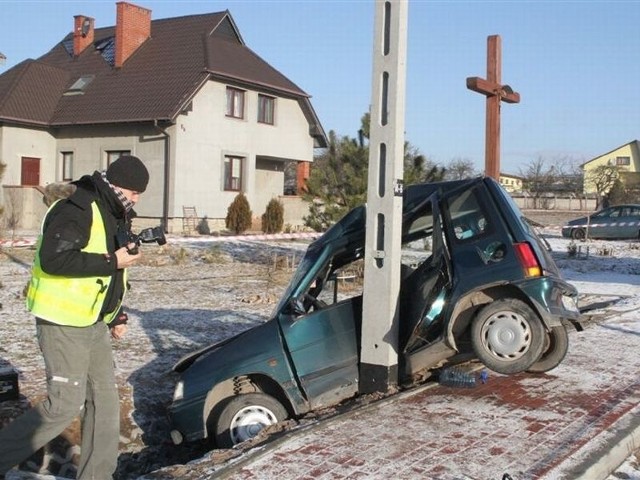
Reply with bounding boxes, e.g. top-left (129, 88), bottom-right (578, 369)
top-left (64, 75), bottom-right (94, 96)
